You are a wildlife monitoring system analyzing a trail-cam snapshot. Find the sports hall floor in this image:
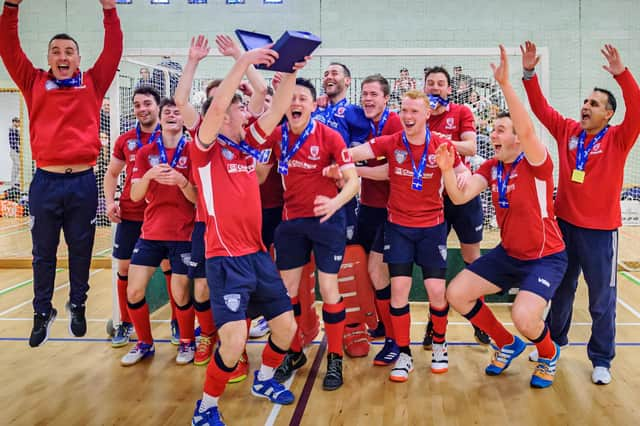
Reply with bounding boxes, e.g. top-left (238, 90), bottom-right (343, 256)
top-left (1, 218), bottom-right (639, 425)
